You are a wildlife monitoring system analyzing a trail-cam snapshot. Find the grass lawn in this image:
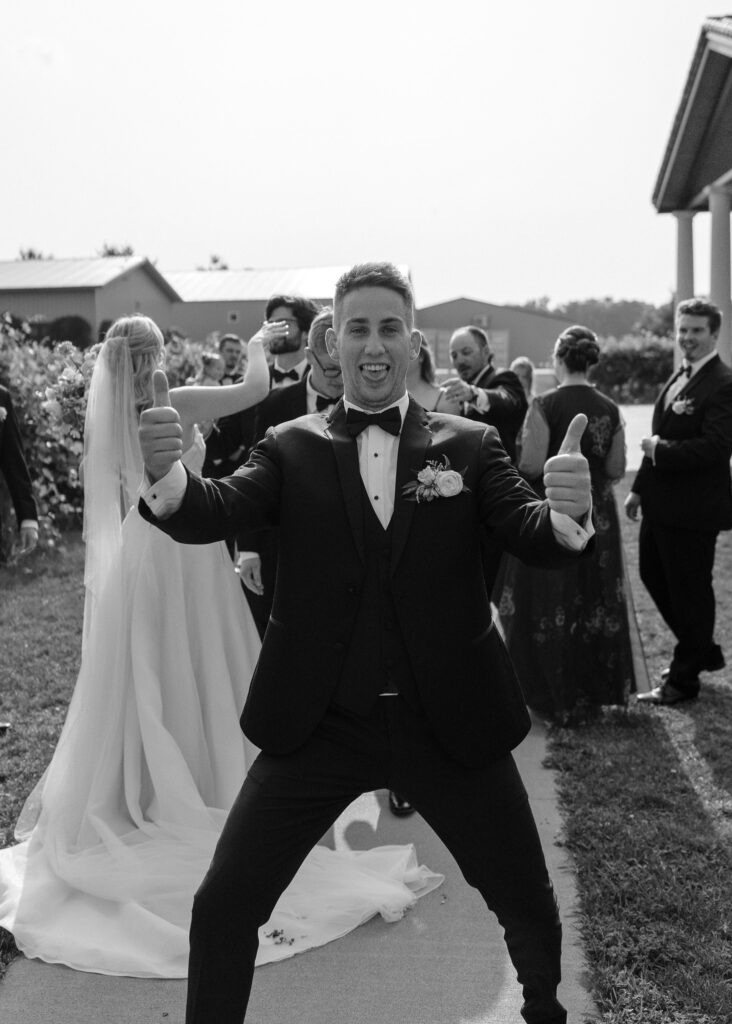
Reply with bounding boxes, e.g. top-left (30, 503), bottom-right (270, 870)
top-left (1, 482), bottom-right (731, 1022)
